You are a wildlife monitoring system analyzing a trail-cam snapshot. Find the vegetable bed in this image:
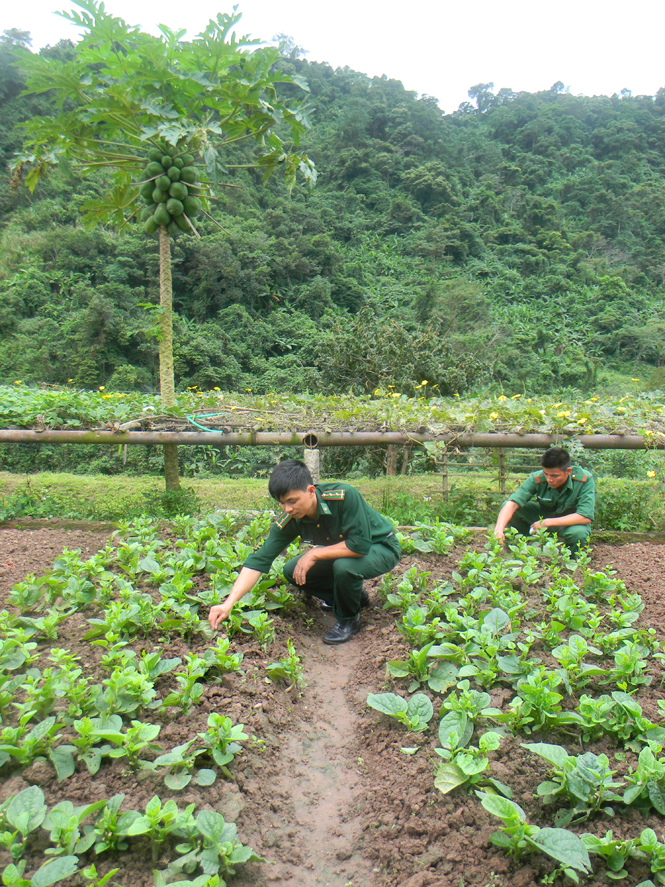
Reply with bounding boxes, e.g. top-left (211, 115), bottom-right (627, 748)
top-left (1, 519), bottom-right (665, 887)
